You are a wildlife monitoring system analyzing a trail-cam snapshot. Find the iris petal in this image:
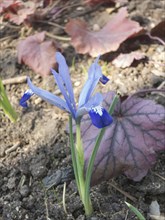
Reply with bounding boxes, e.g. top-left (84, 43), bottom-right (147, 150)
top-left (20, 52), bottom-right (112, 128)
top-left (88, 106), bottom-right (113, 128)
top-left (19, 89), bottom-right (34, 107)
top-left (76, 93), bottom-right (103, 117)
top-left (78, 58), bottom-right (103, 107)
top-left (55, 52), bottom-right (76, 107)
top-left (51, 69), bottom-right (76, 118)
top-left (27, 77), bottom-right (69, 111)
top-left (100, 74), bottom-right (109, 84)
